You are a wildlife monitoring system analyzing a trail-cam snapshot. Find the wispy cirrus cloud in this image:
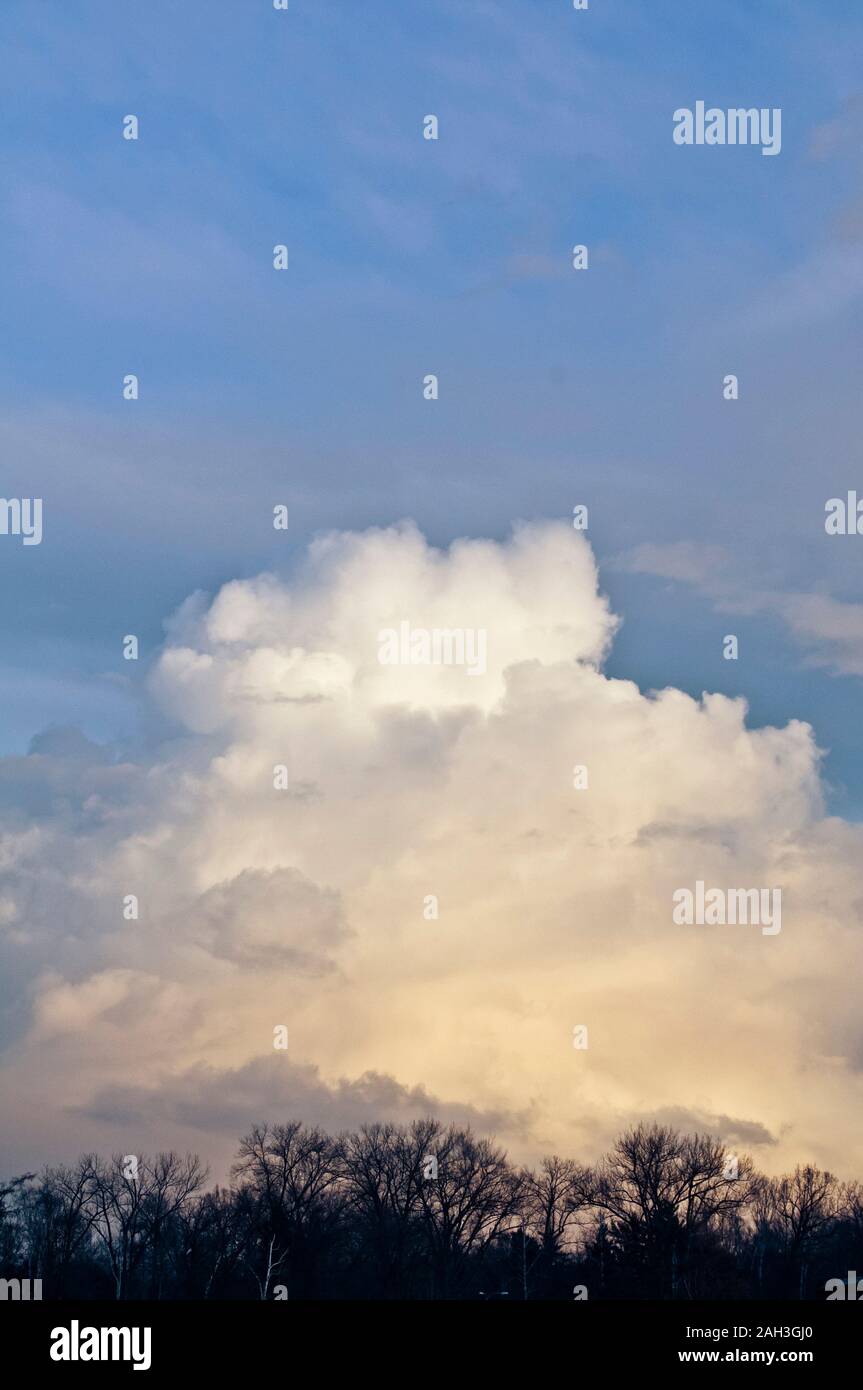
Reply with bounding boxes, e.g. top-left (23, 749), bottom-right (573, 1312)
top-left (618, 540), bottom-right (863, 678)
